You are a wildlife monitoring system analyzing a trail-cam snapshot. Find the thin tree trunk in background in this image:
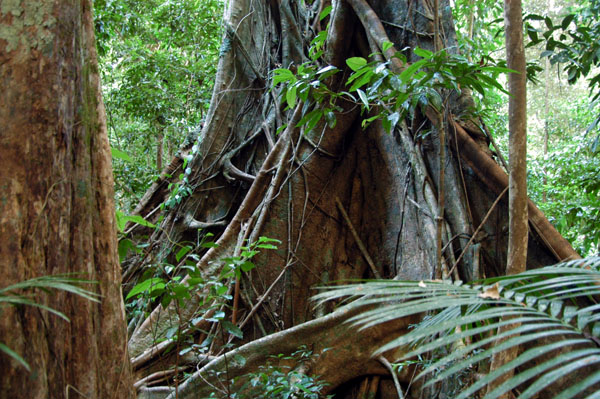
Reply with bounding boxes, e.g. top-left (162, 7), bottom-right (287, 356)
top-left (157, 129), bottom-right (165, 173)
top-left (0, 1), bottom-right (134, 398)
top-left (543, 57), bottom-right (550, 203)
top-left (487, 0), bottom-right (528, 396)
top-left (505, 0), bottom-right (528, 277)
